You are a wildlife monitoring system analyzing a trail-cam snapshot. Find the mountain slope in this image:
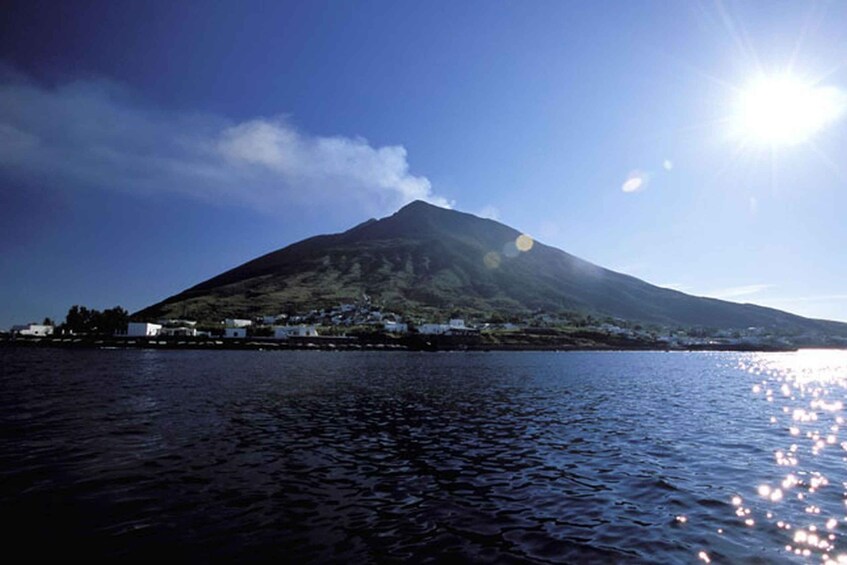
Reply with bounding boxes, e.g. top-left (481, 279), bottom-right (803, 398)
top-left (136, 201), bottom-right (847, 335)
